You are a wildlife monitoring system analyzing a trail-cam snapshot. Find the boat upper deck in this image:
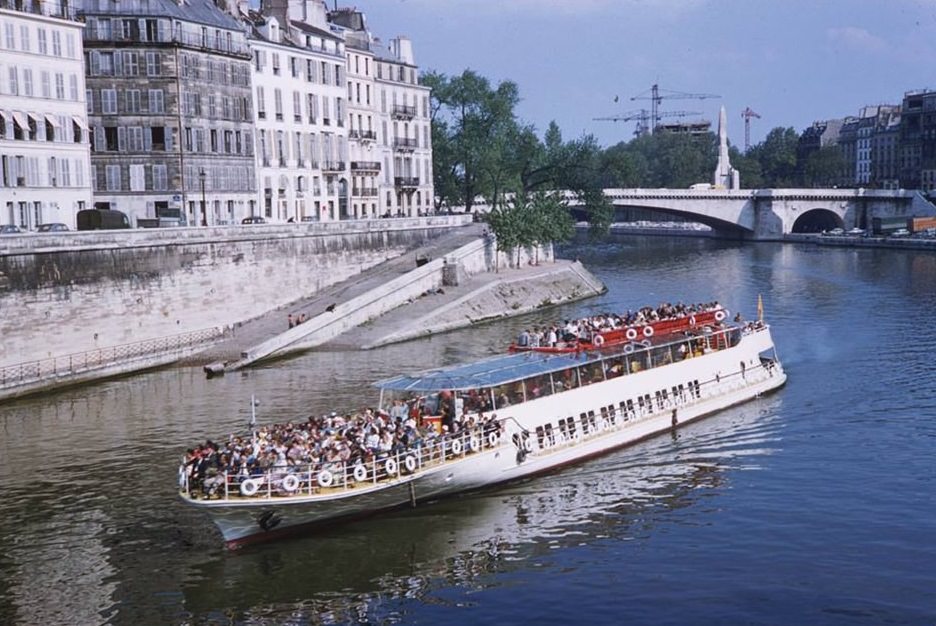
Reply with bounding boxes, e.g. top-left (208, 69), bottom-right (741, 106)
top-left (375, 322), bottom-right (747, 392)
